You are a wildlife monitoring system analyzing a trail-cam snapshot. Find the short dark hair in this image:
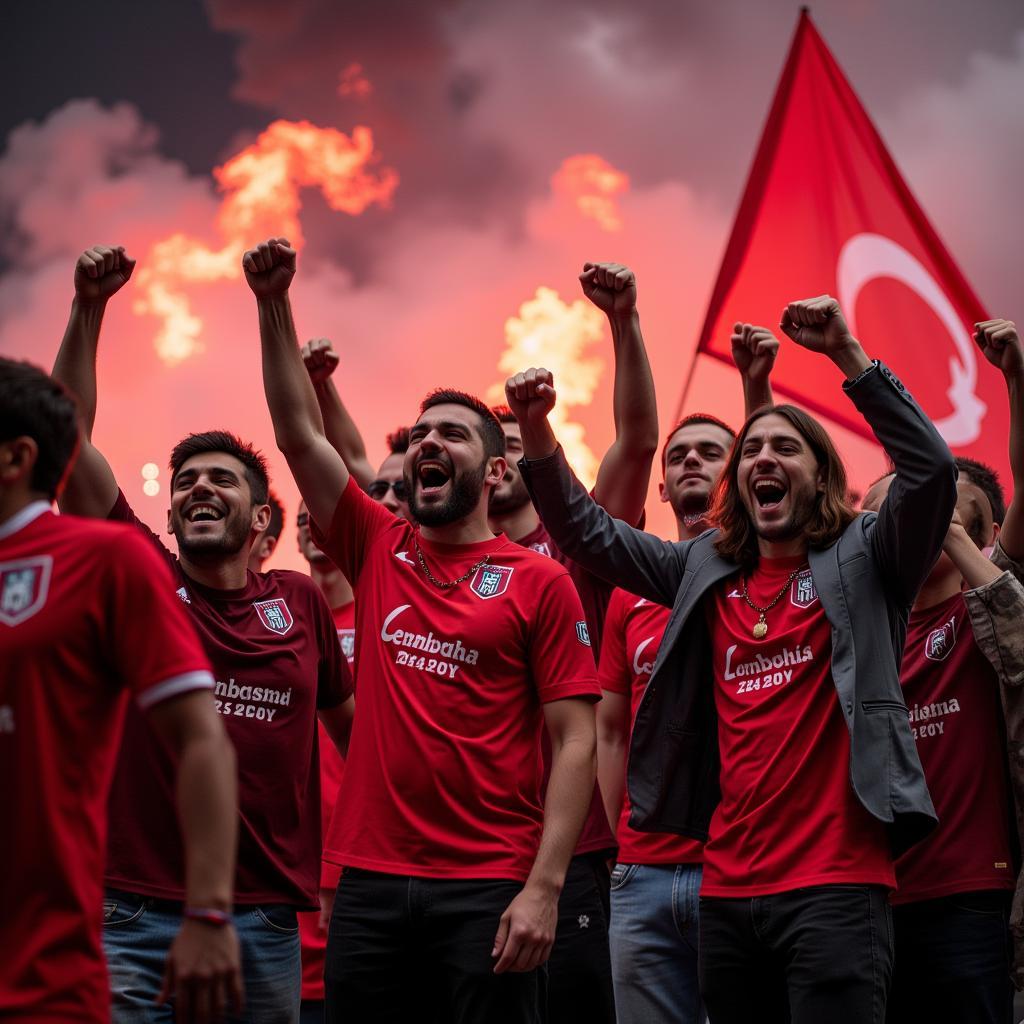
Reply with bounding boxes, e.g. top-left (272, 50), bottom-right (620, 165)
top-left (490, 405), bottom-right (517, 425)
top-left (419, 389), bottom-right (506, 459)
top-left (386, 426), bottom-right (410, 455)
top-left (265, 489), bottom-right (285, 540)
top-left (662, 413), bottom-right (736, 470)
top-left (169, 431), bottom-right (270, 506)
top-left (0, 358), bottom-right (80, 500)
top-left (955, 456), bottom-right (1006, 526)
